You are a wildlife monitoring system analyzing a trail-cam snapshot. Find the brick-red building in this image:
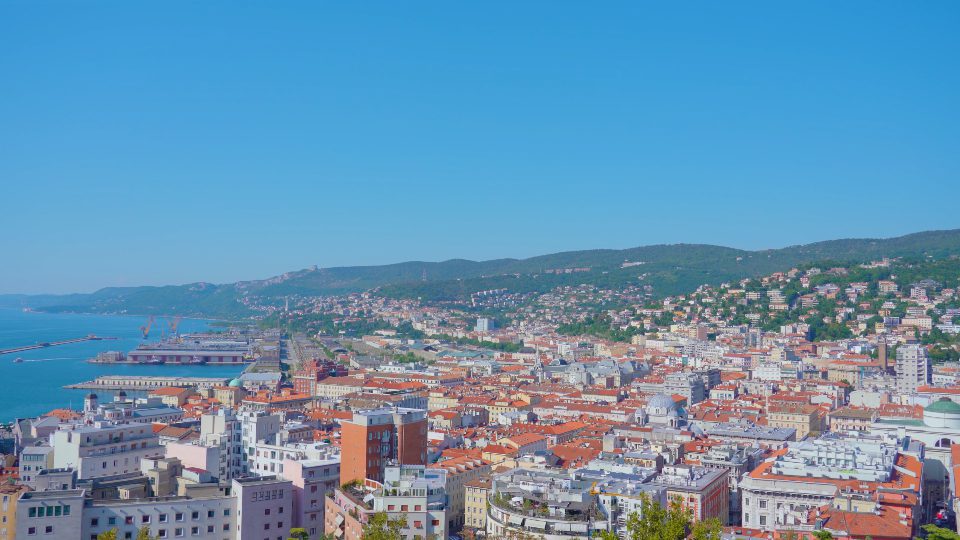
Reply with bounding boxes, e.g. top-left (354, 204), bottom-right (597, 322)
top-left (339, 407), bottom-right (428, 485)
top-left (292, 359), bottom-right (348, 396)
